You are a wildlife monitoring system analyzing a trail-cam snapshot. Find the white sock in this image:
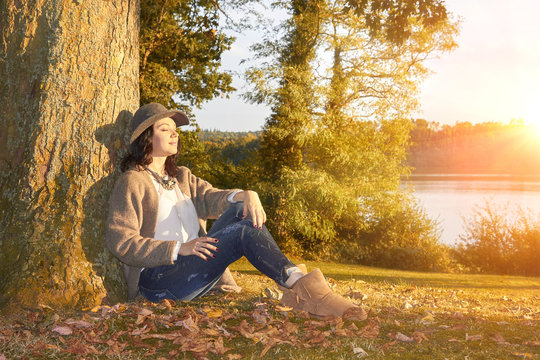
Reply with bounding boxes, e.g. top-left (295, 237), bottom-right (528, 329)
top-left (284, 267), bottom-right (305, 288)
